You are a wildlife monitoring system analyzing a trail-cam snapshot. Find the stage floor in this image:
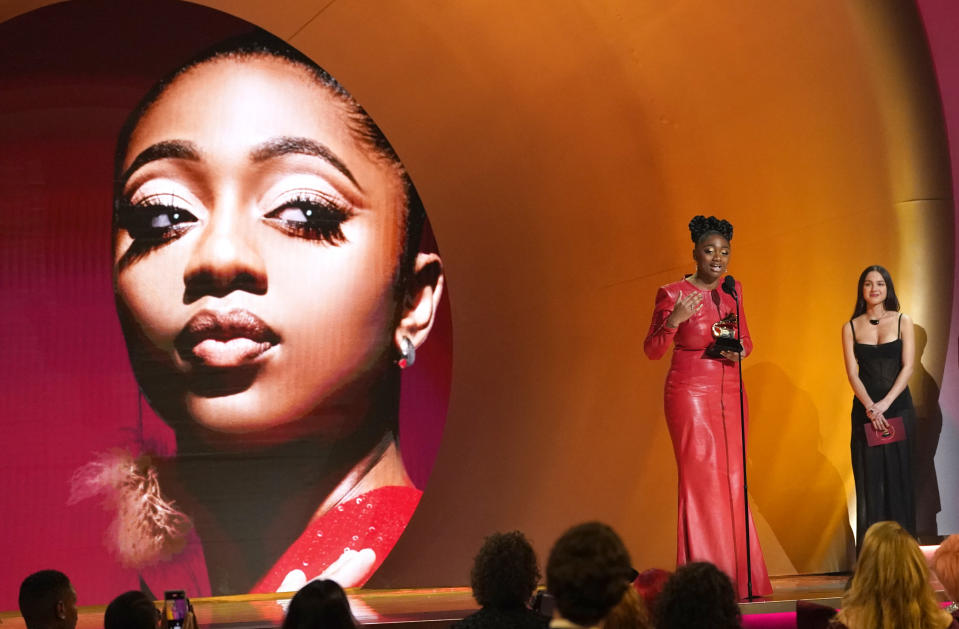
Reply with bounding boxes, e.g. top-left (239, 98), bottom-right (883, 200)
top-left (0, 573), bottom-right (949, 628)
